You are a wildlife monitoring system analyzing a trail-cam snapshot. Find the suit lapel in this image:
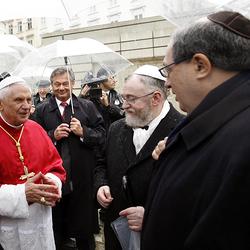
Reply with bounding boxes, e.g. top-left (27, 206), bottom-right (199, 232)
top-left (120, 124), bottom-right (137, 167)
